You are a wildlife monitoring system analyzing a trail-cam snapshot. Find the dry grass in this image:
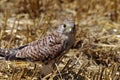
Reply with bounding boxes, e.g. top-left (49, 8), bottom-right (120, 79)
top-left (0, 0), bottom-right (120, 80)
